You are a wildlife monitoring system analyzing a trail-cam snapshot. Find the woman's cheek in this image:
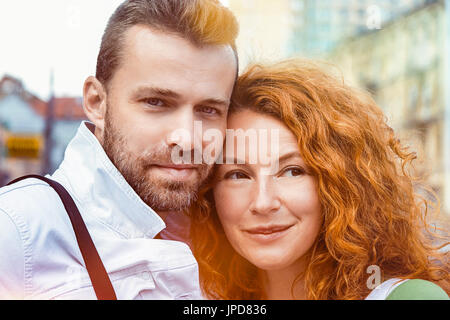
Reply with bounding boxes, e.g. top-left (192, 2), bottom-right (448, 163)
top-left (213, 181), bottom-right (251, 225)
top-left (277, 177), bottom-right (321, 220)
